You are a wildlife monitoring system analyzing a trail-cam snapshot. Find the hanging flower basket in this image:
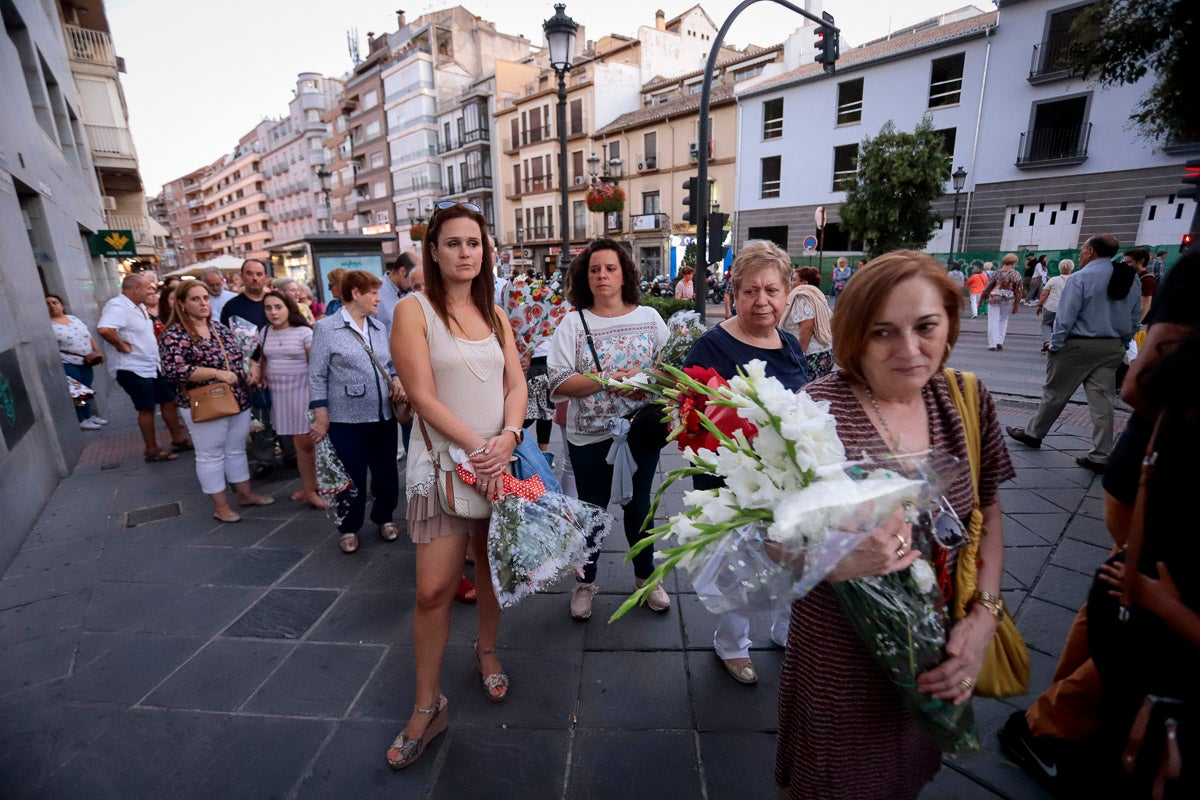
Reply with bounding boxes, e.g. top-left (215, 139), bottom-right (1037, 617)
top-left (585, 184), bottom-right (626, 214)
top-left (409, 223), bottom-right (427, 242)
